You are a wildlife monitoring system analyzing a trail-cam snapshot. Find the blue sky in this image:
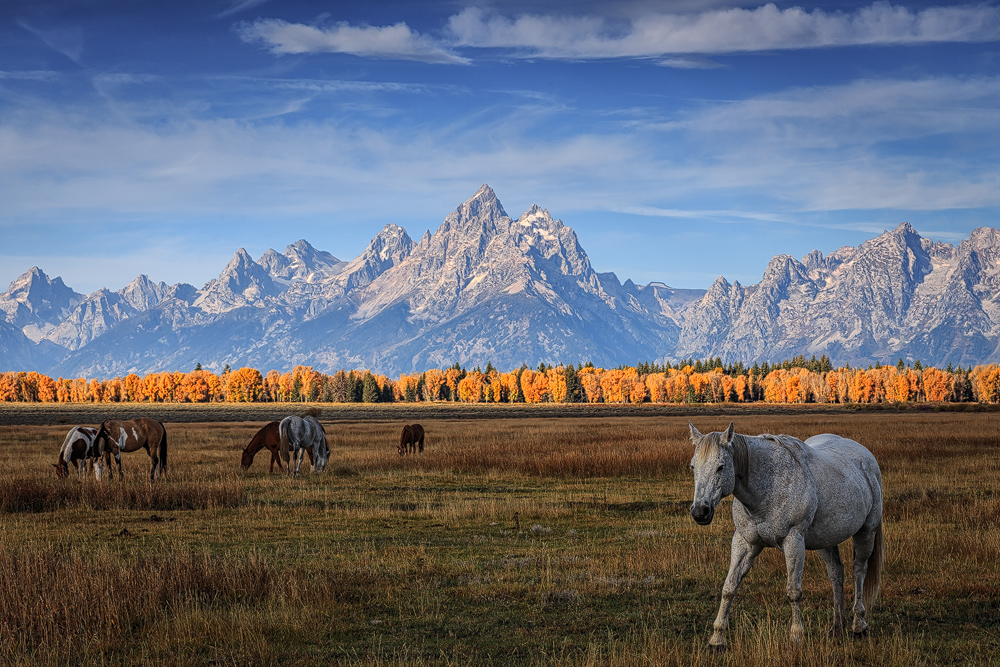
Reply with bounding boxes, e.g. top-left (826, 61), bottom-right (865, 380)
top-left (2, 0), bottom-right (999, 294)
